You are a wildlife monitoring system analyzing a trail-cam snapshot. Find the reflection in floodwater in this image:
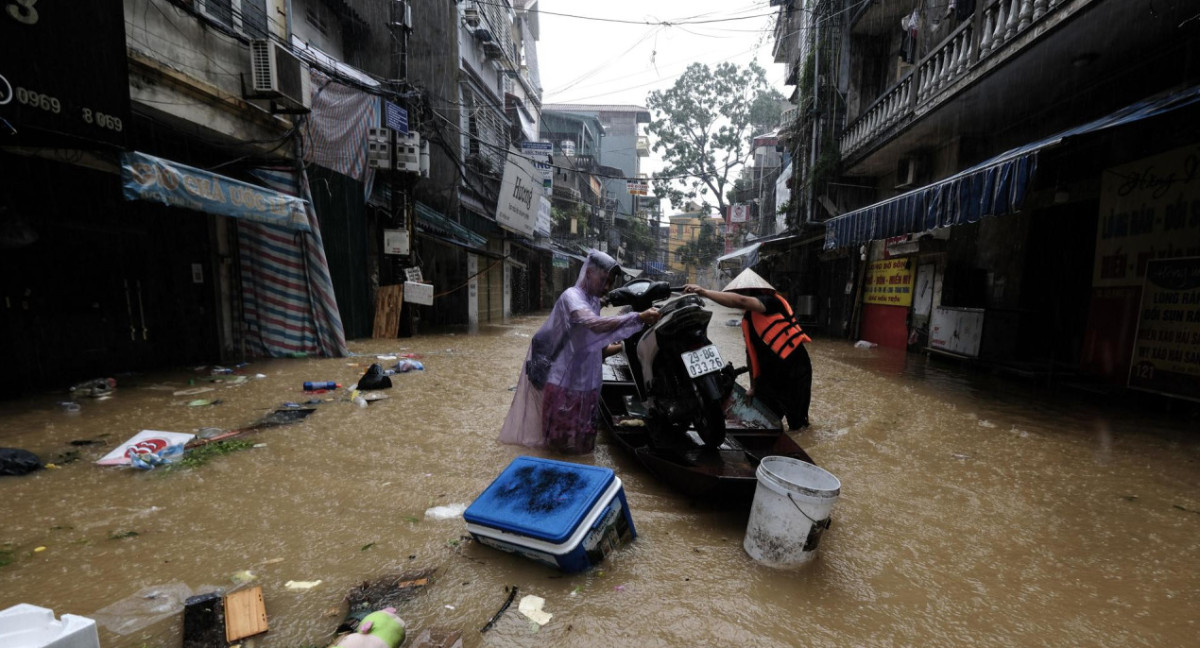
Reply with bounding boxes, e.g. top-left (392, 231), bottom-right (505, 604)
top-left (0, 303), bottom-right (1197, 648)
